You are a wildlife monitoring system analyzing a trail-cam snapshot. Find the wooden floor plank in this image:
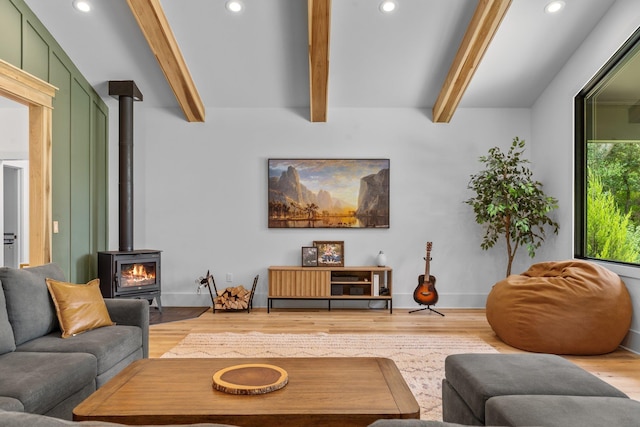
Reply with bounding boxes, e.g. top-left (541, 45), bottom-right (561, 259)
top-left (149, 308), bottom-right (640, 400)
